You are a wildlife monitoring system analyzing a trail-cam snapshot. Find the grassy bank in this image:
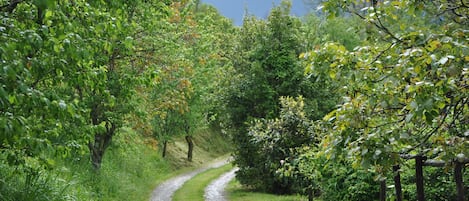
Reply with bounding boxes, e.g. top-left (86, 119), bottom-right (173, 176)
top-left (48, 127), bottom-right (231, 201)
